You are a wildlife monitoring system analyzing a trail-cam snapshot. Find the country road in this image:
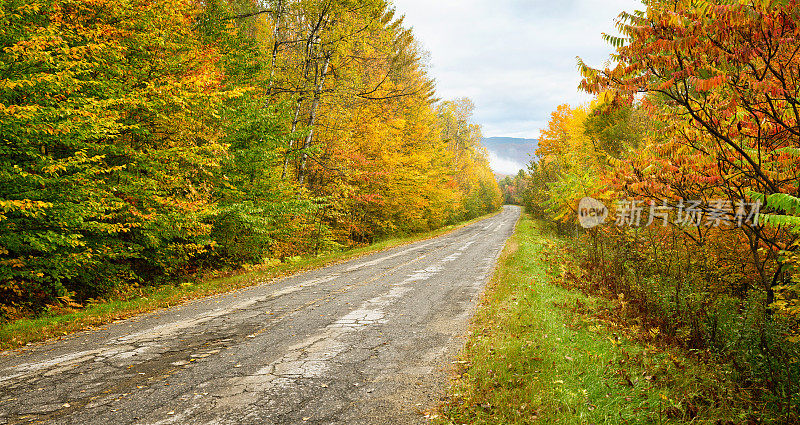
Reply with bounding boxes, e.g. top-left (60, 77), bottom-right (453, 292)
top-left (0, 205), bottom-right (520, 425)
